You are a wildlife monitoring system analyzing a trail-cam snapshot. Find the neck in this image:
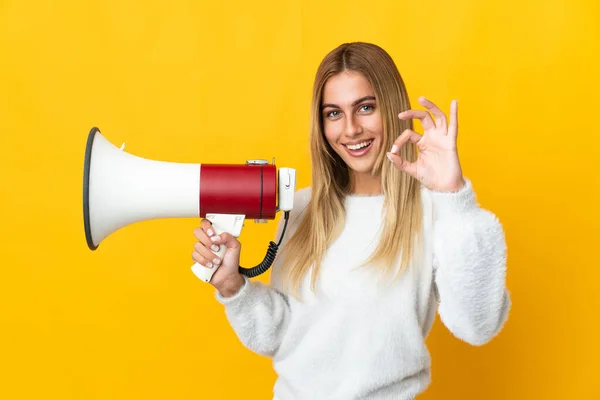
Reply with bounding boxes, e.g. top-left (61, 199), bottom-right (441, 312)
top-left (349, 170), bottom-right (382, 195)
